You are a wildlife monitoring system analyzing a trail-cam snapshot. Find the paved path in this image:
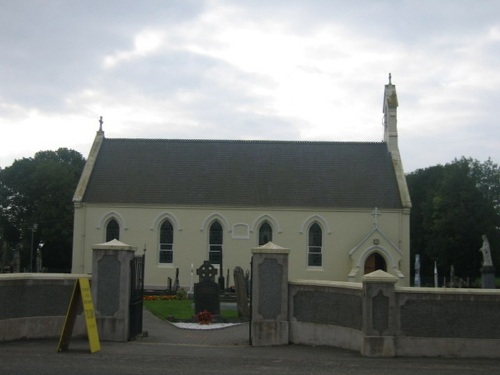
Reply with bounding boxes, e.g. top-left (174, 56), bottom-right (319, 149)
top-left (1, 310), bottom-right (499, 375)
top-left (141, 309), bottom-right (250, 346)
